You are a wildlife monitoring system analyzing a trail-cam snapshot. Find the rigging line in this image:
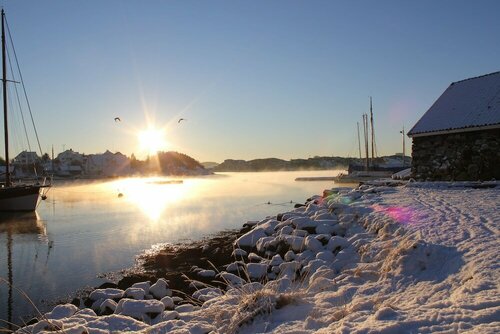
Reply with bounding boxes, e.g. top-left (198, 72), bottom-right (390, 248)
top-left (6, 82), bottom-right (39, 177)
top-left (4, 16), bottom-right (43, 157)
top-left (6, 84), bottom-right (22, 153)
top-left (347, 123), bottom-right (360, 159)
top-left (6, 42), bottom-right (31, 152)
